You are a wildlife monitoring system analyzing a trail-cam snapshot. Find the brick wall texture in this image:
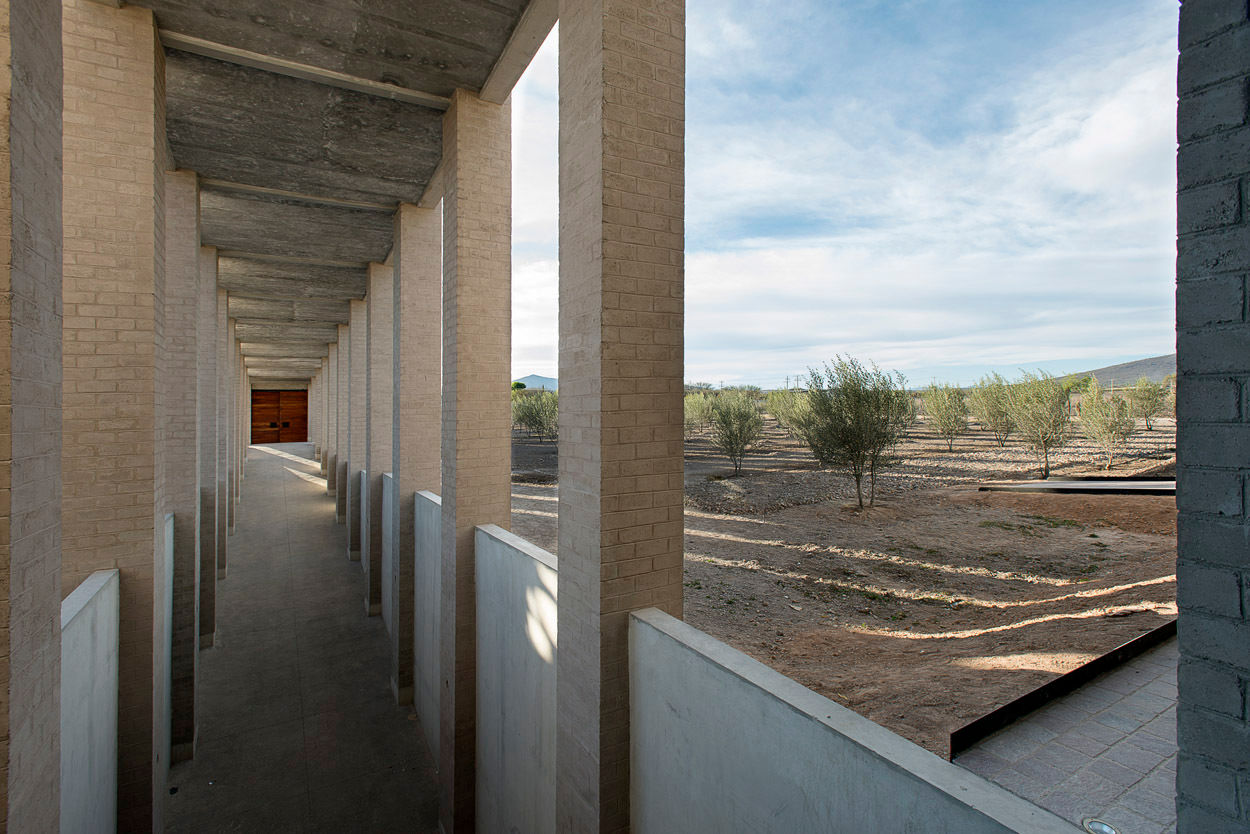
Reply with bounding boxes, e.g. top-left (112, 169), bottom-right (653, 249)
top-left (556, 1), bottom-right (685, 831)
top-left (162, 171), bottom-right (199, 762)
top-left (366, 264), bottom-right (393, 614)
top-left (62, 0), bottom-right (169, 826)
top-left (438, 90), bottom-right (511, 834)
top-left (197, 251), bottom-right (216, 650)
top-left (390, 204), bottom-right (440, 710)
top-left (1177, 2), bottom-right (1250, 831)
top-left (215, 290), bottom-right (228, 580)
top-left (348, 298), bottom-right (367, 557)
top-left (336, 323), bottom-right (349, 521)
top-left (1, 0), bottom-right (63, 827)
top-left (327, 343), bottom-right (337, 495)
